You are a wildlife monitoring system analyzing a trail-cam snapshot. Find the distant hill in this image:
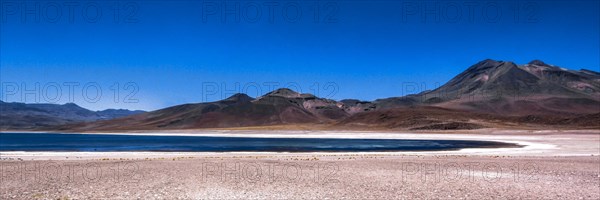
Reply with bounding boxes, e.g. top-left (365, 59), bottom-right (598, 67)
top-left (0, 101), bottom-right (145, 130)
